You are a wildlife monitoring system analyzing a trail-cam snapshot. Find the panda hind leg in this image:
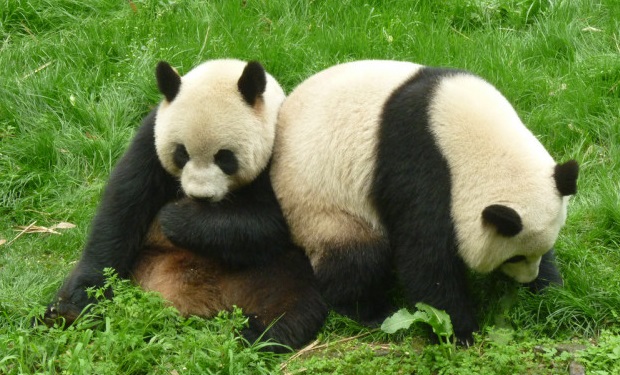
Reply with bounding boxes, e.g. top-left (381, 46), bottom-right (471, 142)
top-left (223, 248), bottom-right (328, 352)
top-left (291, 209), bottom-right (395, 326)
